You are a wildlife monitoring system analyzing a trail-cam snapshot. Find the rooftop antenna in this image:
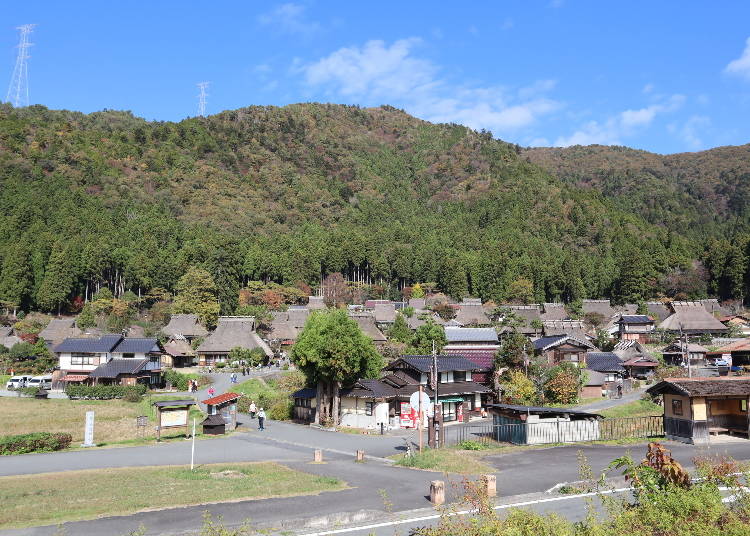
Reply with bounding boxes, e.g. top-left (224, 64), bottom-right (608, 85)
top-left (197, 81), bottom-right (209, 117)
top-left (6, 24), bottom-right (35, 107)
